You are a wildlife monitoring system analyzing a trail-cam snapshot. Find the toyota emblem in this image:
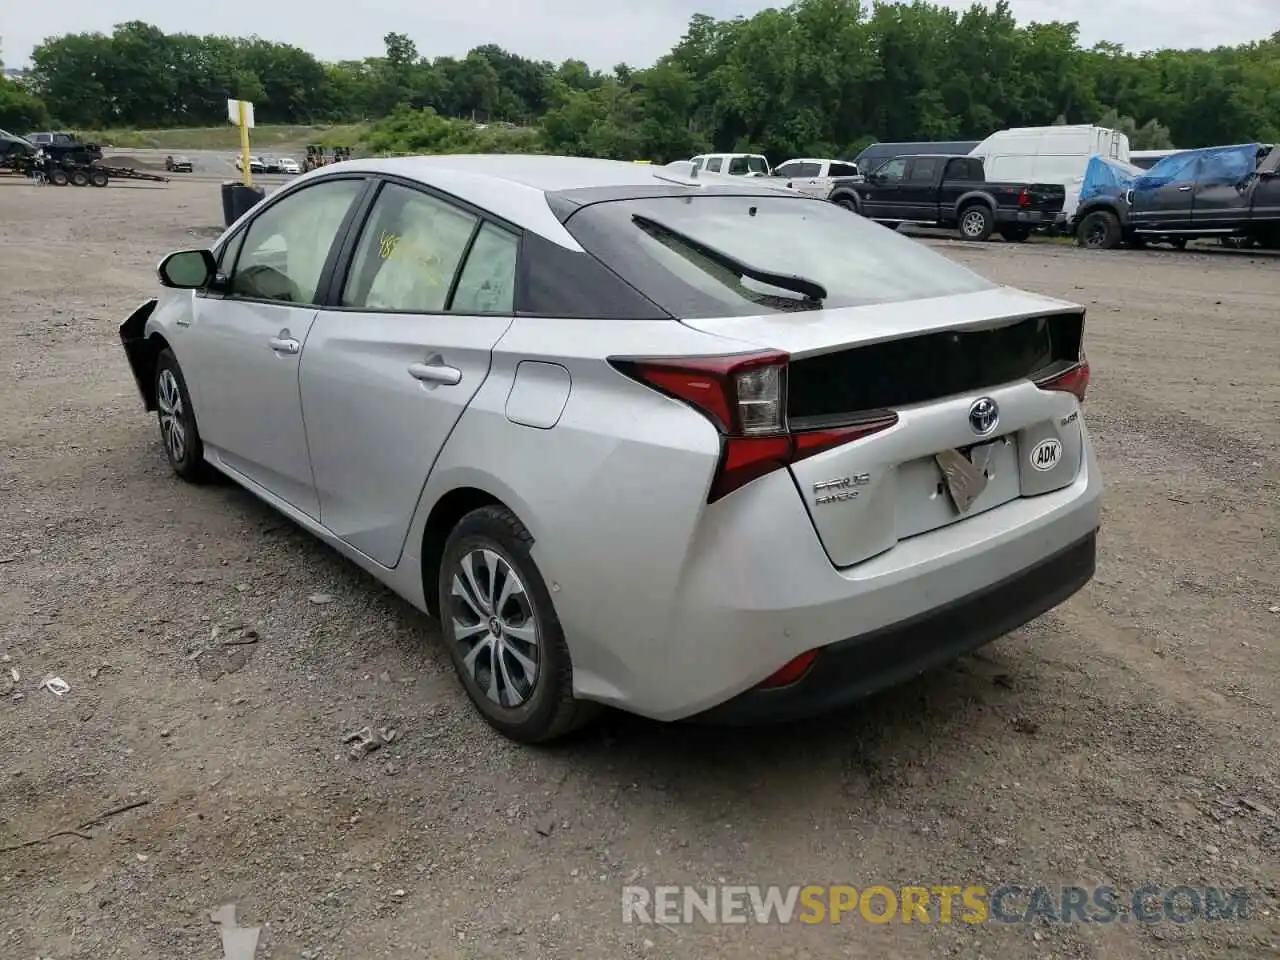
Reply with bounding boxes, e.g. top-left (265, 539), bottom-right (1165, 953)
top-left (968, 397), bottom-right (999, 436)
